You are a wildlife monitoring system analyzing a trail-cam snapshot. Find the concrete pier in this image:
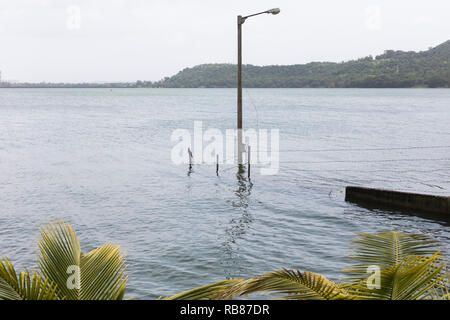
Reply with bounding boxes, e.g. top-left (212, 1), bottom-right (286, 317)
top-left (345, 186), bottom-right (449, 215)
